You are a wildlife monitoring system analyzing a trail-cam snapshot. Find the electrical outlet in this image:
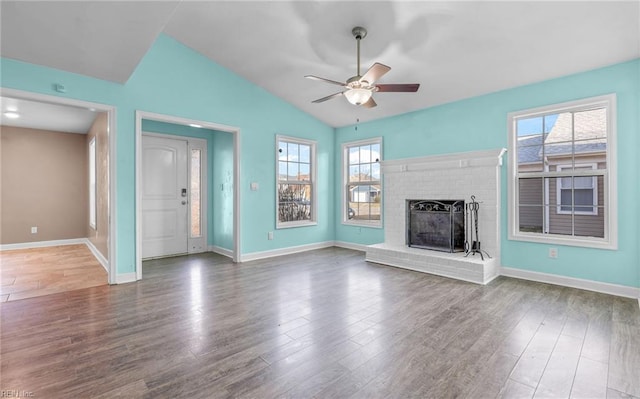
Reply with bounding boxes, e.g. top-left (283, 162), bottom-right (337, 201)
top-left (549, 248), bottom-right (558, 259)
top-left (31, 226), bottom-right (37, 234)
top-left (268, 231), bottom-right (274, 240)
